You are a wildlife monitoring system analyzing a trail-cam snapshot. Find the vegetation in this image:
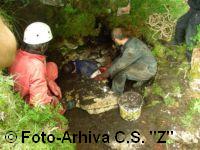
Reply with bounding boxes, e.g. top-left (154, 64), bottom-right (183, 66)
top-left (0, 0), bottom-right (189, 45)
top-left (180, 98), bottom-right (200, 129)
top-left (0, 0), bottom-right (199, 148)
top-left (151, 83), bottom-right (165, 96)
top-left (188, 25), bottom-right (200, 51)
top-left (0, 74), bottom-right (75, 149)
